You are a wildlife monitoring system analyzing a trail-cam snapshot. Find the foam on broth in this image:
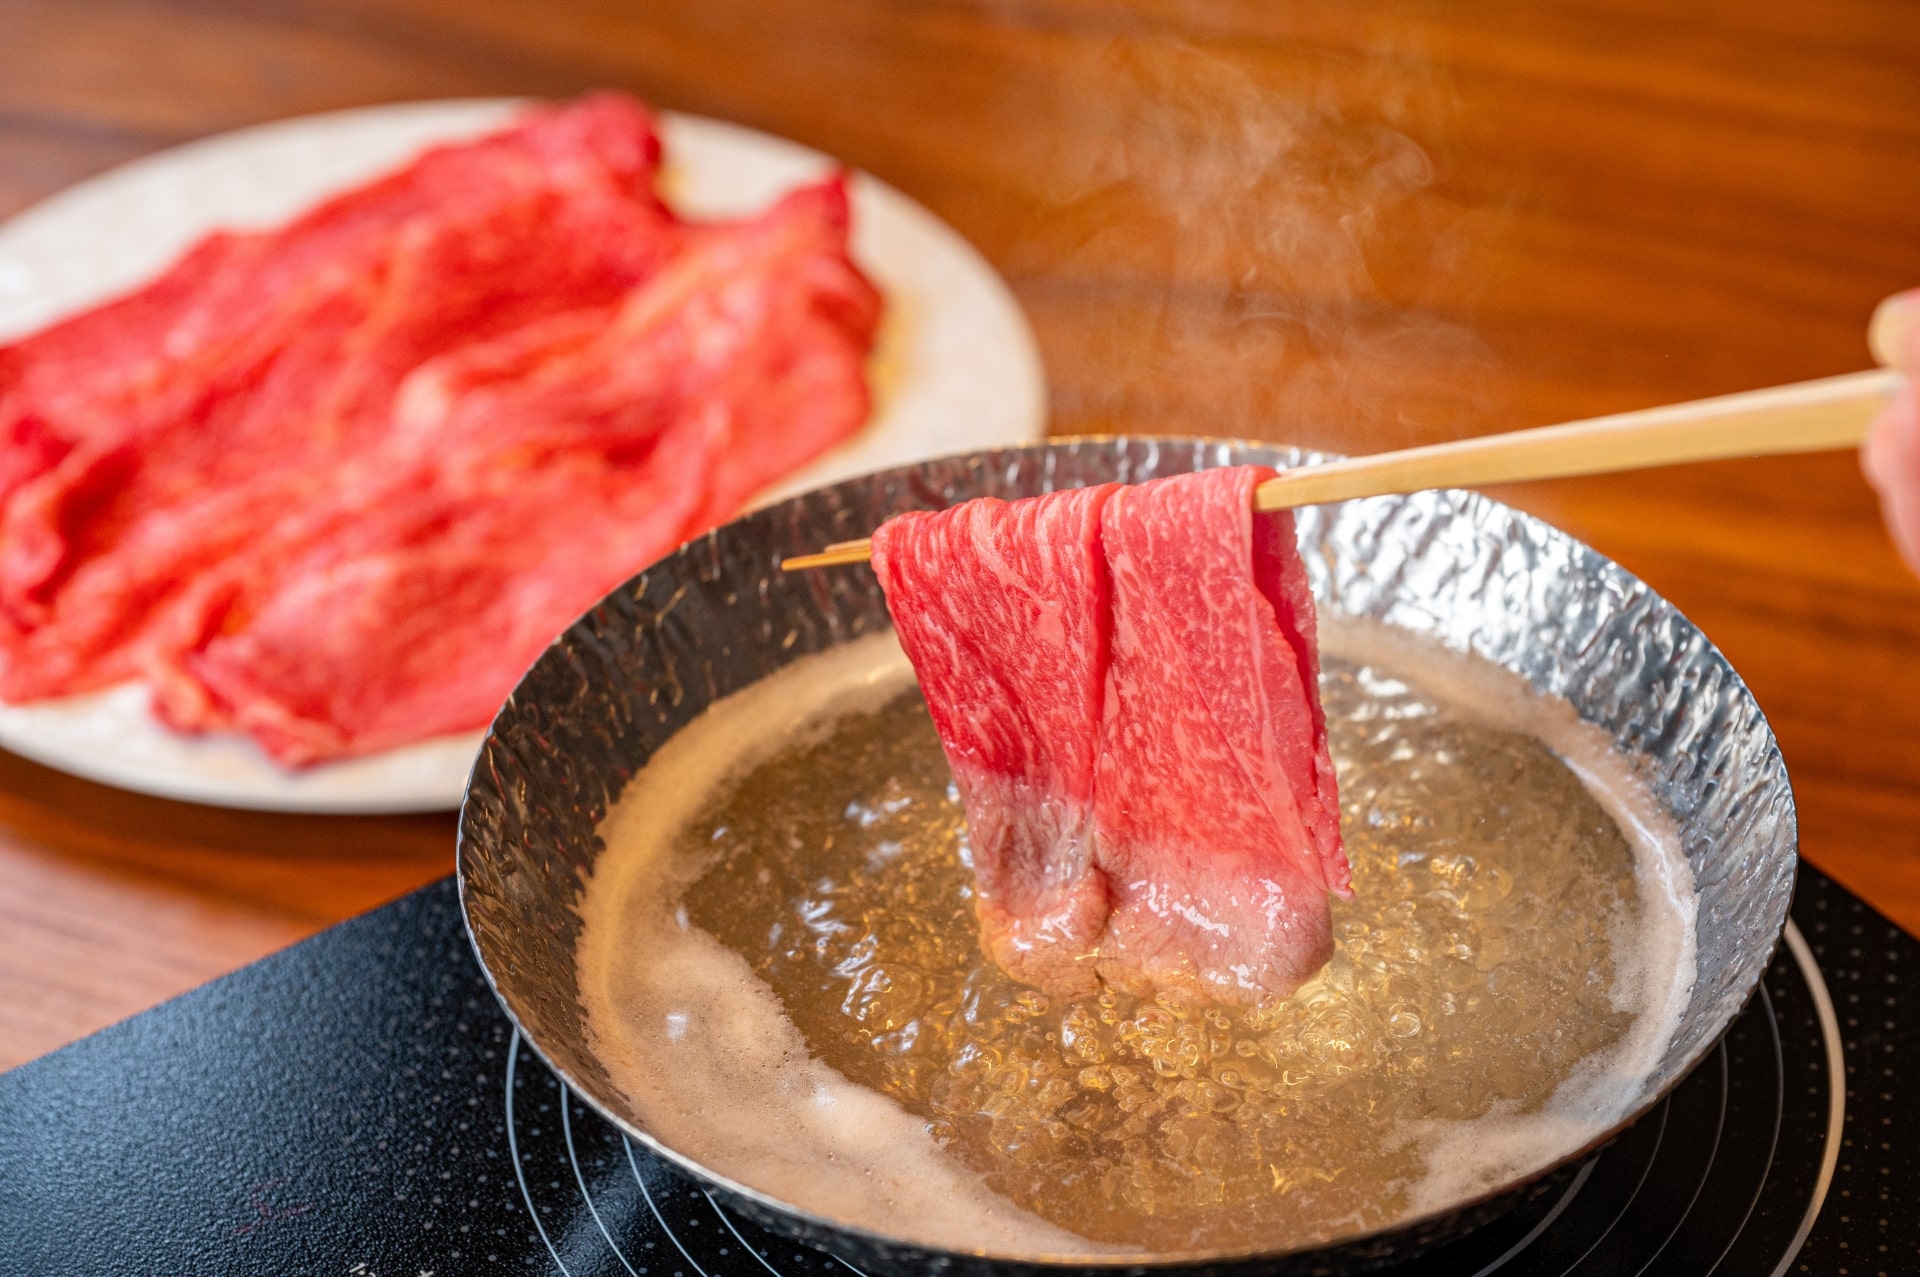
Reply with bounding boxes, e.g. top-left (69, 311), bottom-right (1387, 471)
top-left (576, 625), bottom-right (1698, 1258)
